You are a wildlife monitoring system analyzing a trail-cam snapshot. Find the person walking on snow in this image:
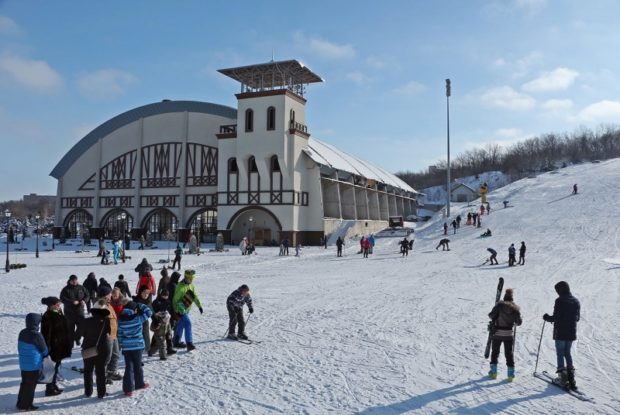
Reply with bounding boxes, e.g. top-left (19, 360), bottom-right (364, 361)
top-left (16, 313), bottom-right (48, 411)
top-left (172, 269), bottom-right (203, 351)
top-left (543, 281), bottom-right (581, 390)
top-left (518, 242), bottom-right (526, 265)
top-left (399, 238), bottom-right (410, 256)
top-left (508, 244), bottom-right (516, 267)
top-left (443, 222), bottom-right (448, 235)
top-left (336, 237), bottom-right (344, 257)
top-left (456, 215), bottom-right (461, 229)
top-left (488, 288), bottom-right (522, 381)
top-left (118, 300), bottom-right (152, 397)
top-left (487, 248), bottom-right (498, 265)
top-left (436, 238), bottom-right (450, 251)
top-left (41, 297), bottom-right (72, 397)
top-left (451, 220), bottom-right (457, 234)
top-left (60, 275), bottom-right (89, 346)
top-left (226, 285), bottom-right (254, 341)
top-left (572, 184), bottom-right (578, 195)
